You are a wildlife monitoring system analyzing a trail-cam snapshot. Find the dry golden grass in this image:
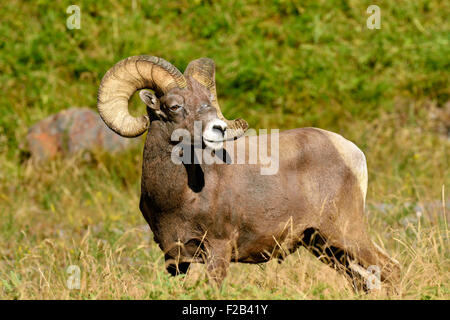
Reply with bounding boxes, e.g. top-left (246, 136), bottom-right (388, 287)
top-left (1, 208), bottom-right (447, 299)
